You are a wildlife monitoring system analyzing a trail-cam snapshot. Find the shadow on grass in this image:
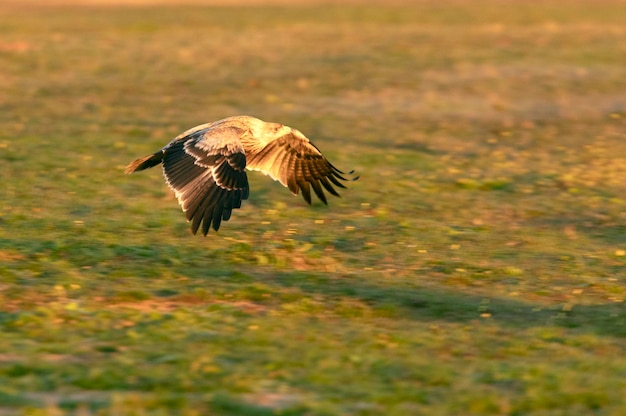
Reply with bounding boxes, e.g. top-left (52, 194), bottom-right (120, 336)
top-left (2, 236), bottom-right (624, 339)
top-left (264, 271), bottom-right (626, 339)
top-left (528, 216), bottom-right (626, 246)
